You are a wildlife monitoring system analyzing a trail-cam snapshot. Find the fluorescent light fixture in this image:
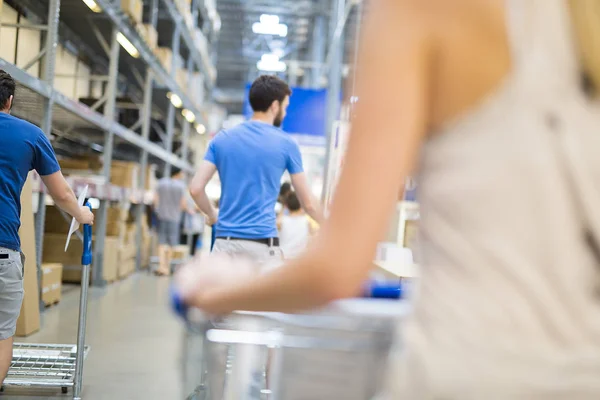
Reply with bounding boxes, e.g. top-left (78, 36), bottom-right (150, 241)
top-left (257, 54), bottom-right (287, 72)
top-left (195, 124), bottom-right (206, 135)
top-left (182, 109), bottom-right (196, 123)
top-left (167, 92), bottom-right (183, 108)
top-left (116, 32), bottom-right (140, 58)
top-left (252, 14), bottom-right (288, 37)
top-left (82, 0), bottom-right (102, 12)
top-left (260, 14), bottom-right (280, 25)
